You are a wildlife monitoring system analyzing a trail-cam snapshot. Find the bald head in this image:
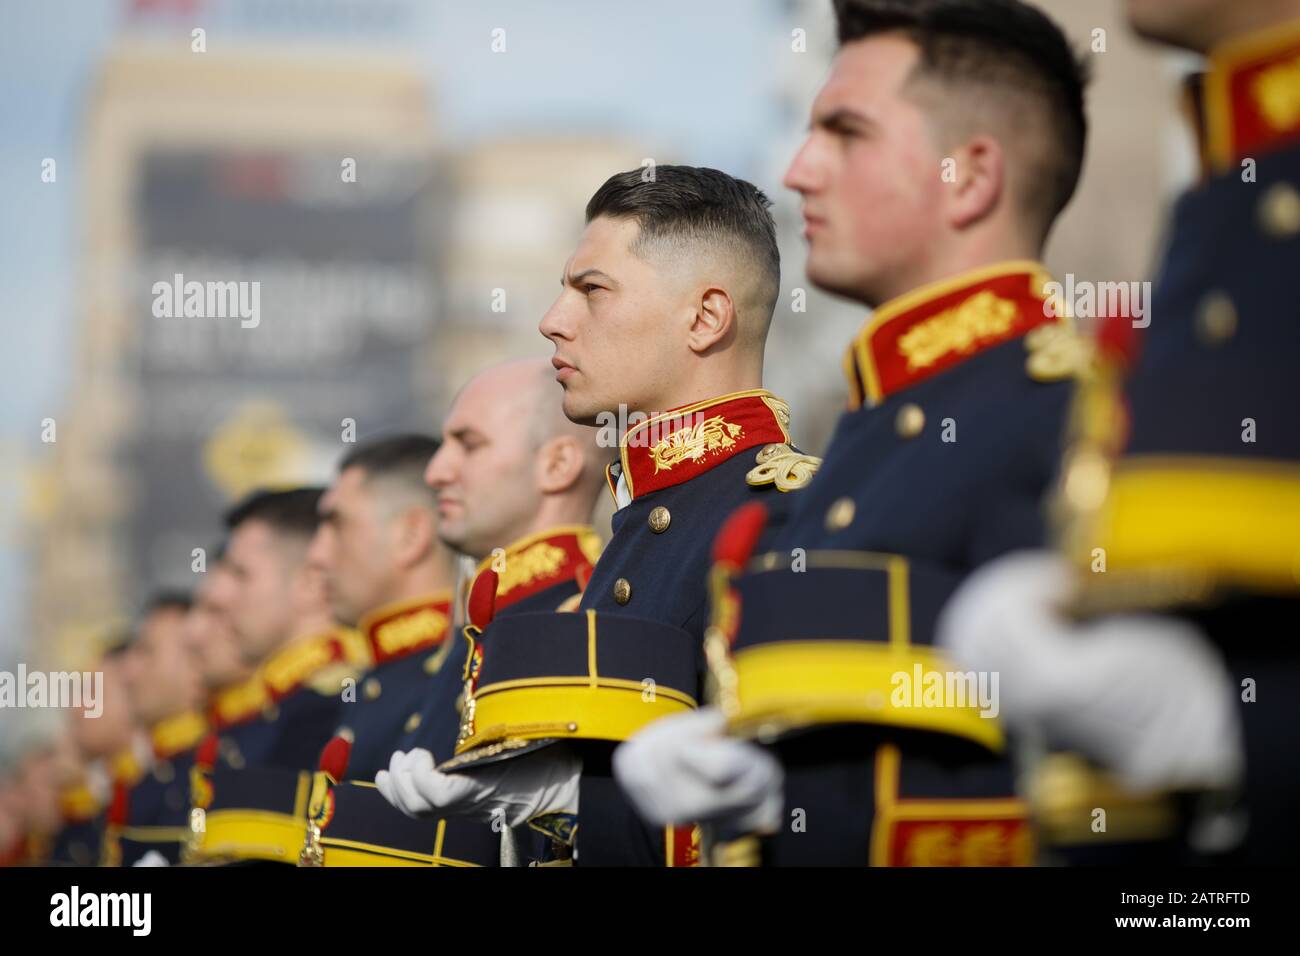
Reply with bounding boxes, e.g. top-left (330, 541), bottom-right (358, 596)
top-left (426, 357), bottom-right (607, 559)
